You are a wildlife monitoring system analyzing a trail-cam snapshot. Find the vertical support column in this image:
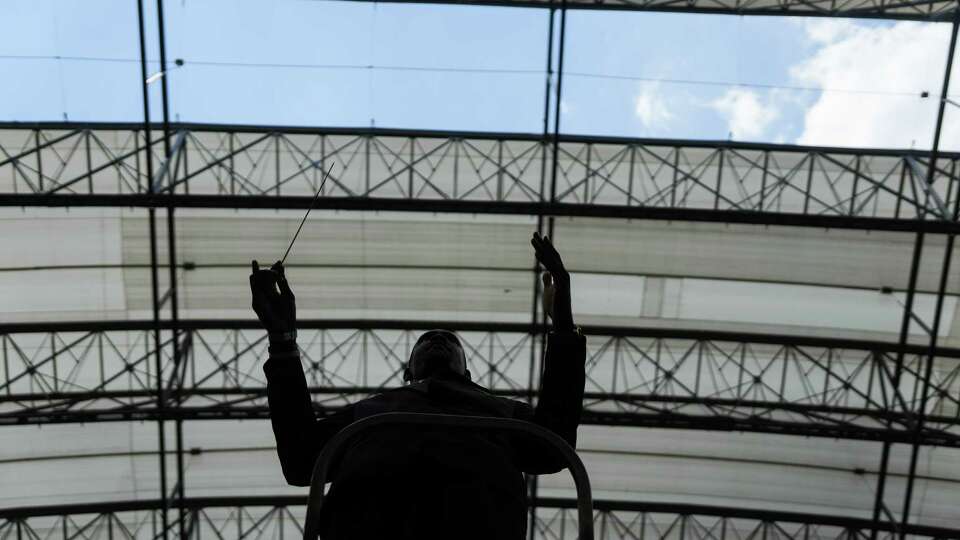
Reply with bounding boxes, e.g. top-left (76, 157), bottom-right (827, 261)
top-left (453, 137), bottom-right (460, 198)
top-left (229, 133), bottom-right (236, 196)
top-left (50, 332), bottom-right (58, 393)
top-left (534, 4), bottom-right (569, 539)
top-left (583, 143), bottom-right (591, 204)
top-left (136, 2), bottom-right (169, 540)
top-left (3, 335), bottom-right (10, 396)
top-left (897, 15), bottom-right (960, 539)
top-left (154, 1), bottom-right (186, 539)
top-left (529, 6), bottom-right (558, 539)
top-left (872, 15), bottom-right (959, 540)
top-left (85, 130), bottom-right (93, 194)
top-left (895, 163), bottom-right (907, 219)
top-left (365, 135), bottom-right (371, 195)
top-left (408, 136), bottom-right (415, 198)
top-left (714, 149), bottom-right (724, 210)
top-left (849, 154), bottom-right (861, 217)
top-left (275, 133), bottom-right (281, 197)
top-left (35, 130), bottom-right (43, 193)
top-left (670, 148), bottom-right (679, 208)
top-left (320, 136), bottom-right (326, 195)
top-left (759, 150), bottom-right (769, 212)
top-left (497, 140), bottom-right (504, 202)
top-left (548, 0), bottom-right (568, 233)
